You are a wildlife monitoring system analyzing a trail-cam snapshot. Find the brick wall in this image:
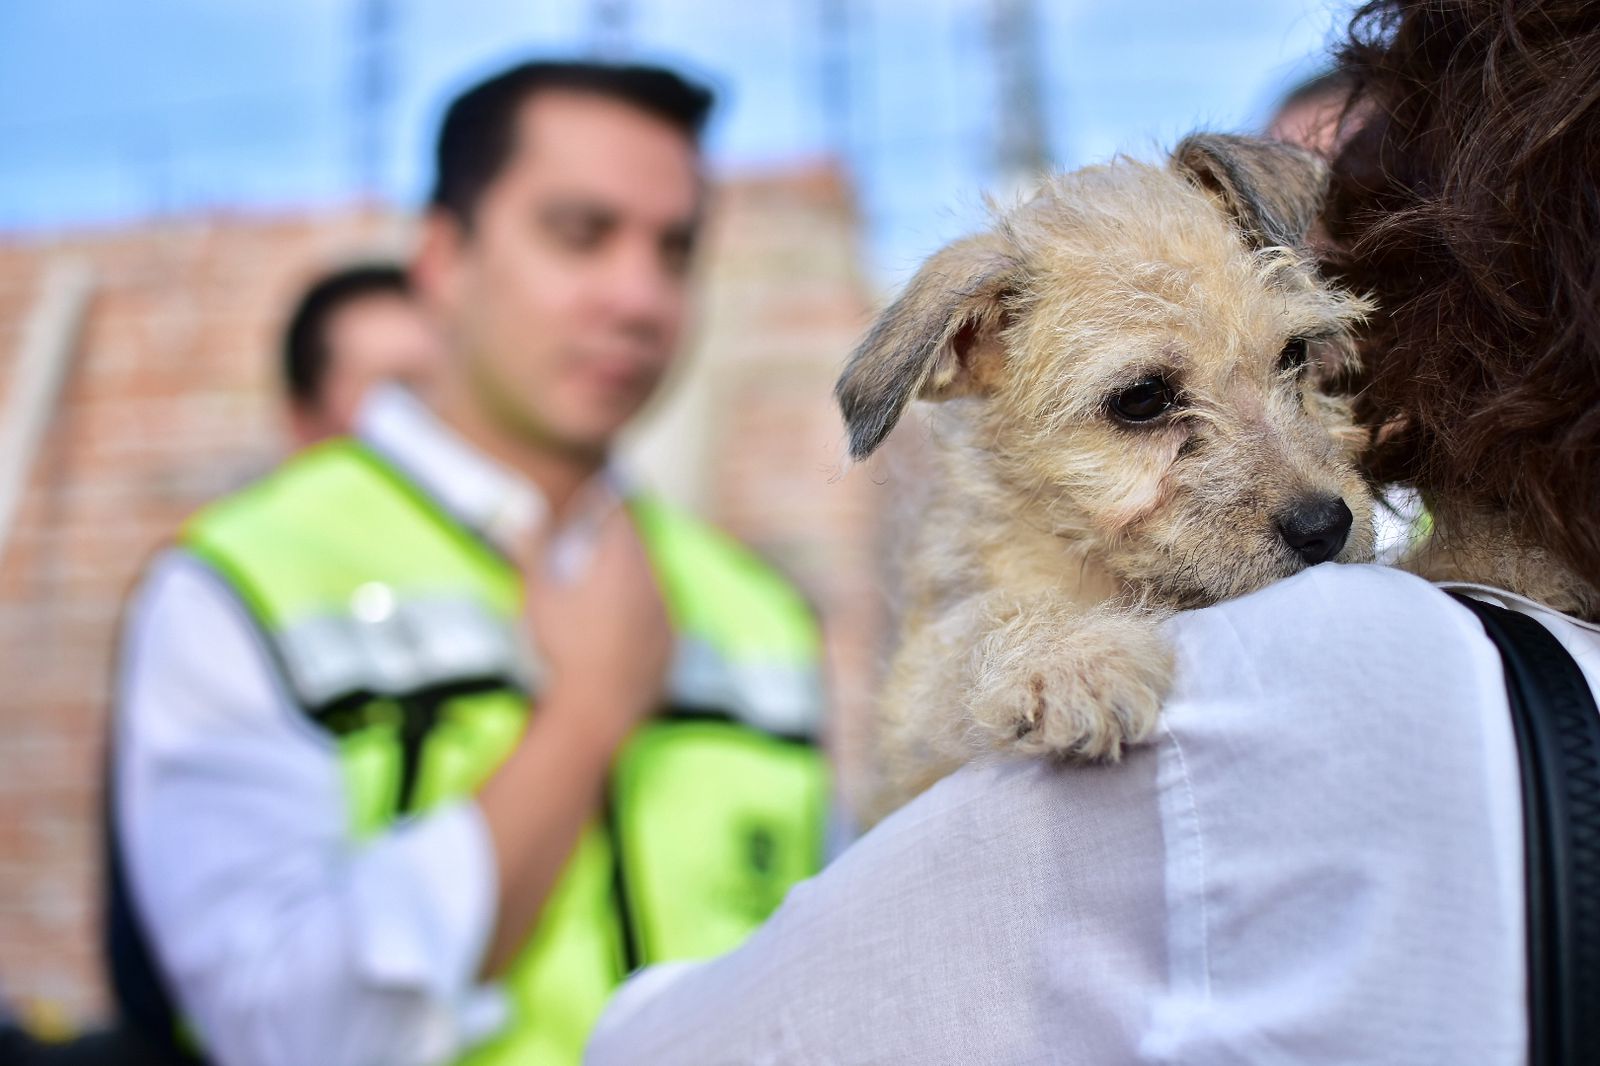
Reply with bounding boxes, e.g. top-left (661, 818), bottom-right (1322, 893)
top-left (0, 167), bottom-right (894, 1021)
